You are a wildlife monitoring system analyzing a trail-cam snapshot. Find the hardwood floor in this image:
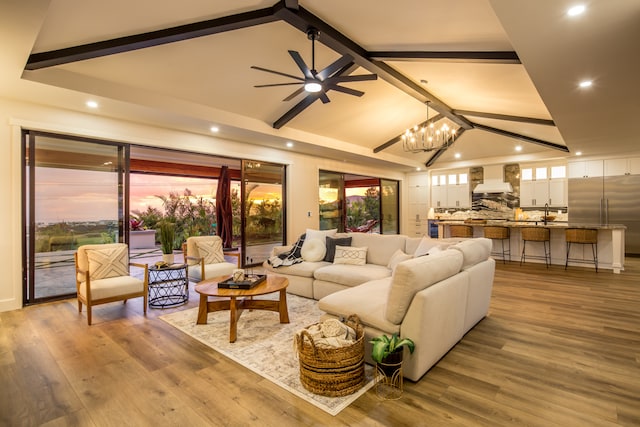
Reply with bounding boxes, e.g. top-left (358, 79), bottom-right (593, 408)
top-left (1, 259), bottom-right (639, 426)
